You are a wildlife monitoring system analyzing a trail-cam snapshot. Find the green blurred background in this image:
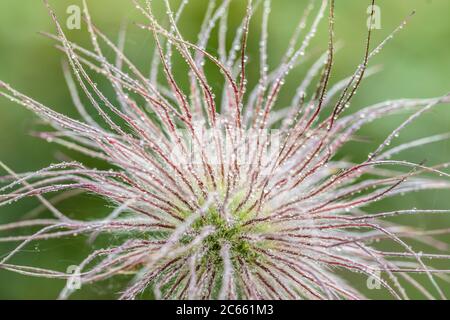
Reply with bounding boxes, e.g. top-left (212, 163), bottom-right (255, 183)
top-left (0, 0), bottom-right (449, 299)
